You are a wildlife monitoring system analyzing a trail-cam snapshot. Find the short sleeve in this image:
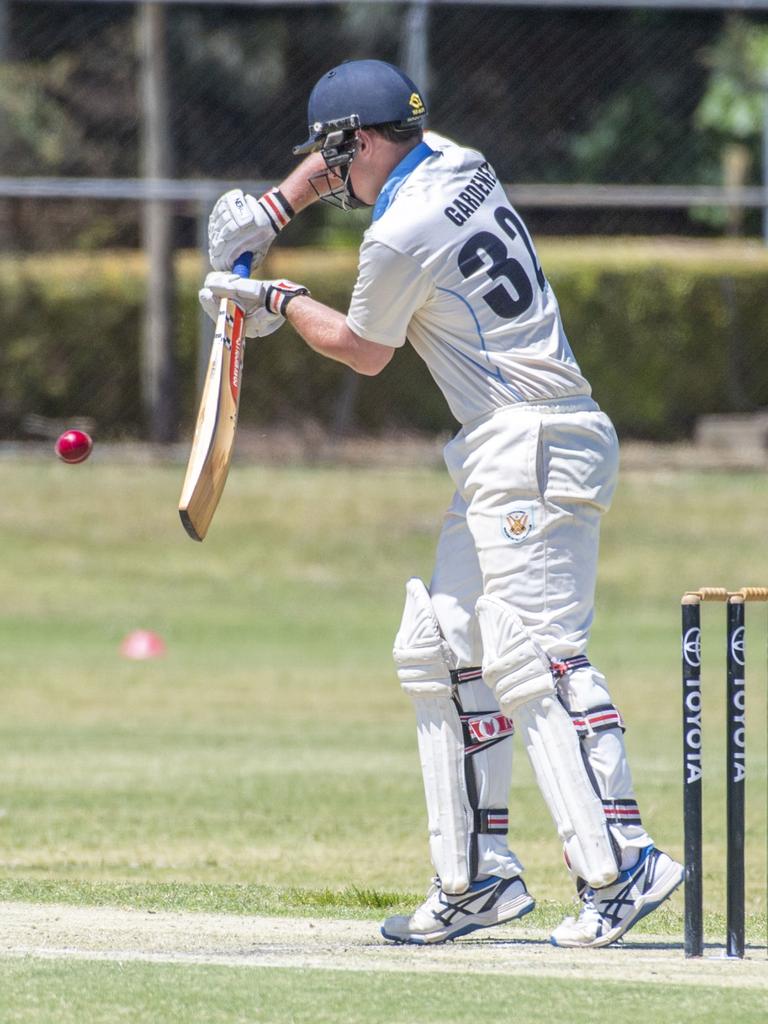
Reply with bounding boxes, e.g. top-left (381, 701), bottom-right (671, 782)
top-left (346, 238), bottom-right (433, 347)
